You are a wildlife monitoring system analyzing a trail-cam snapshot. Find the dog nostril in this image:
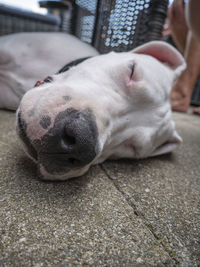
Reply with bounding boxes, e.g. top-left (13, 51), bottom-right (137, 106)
top-left (68, 158), bottom-right (79, 165)
top-left (62, 133), bottom-right (76, 146)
